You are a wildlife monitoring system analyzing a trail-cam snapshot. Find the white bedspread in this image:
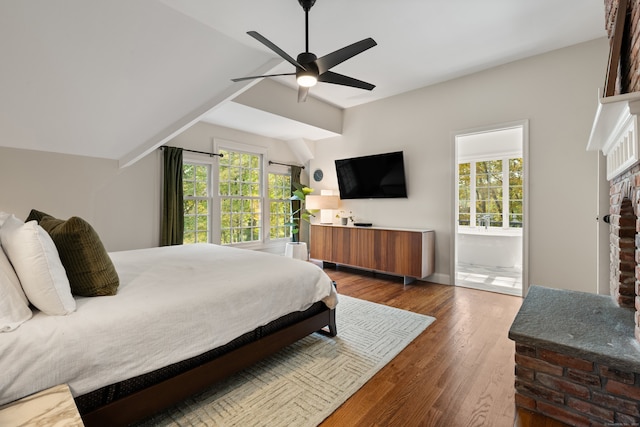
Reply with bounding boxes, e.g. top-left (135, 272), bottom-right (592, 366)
top-left (0, 244), bottom-right (337, 405)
